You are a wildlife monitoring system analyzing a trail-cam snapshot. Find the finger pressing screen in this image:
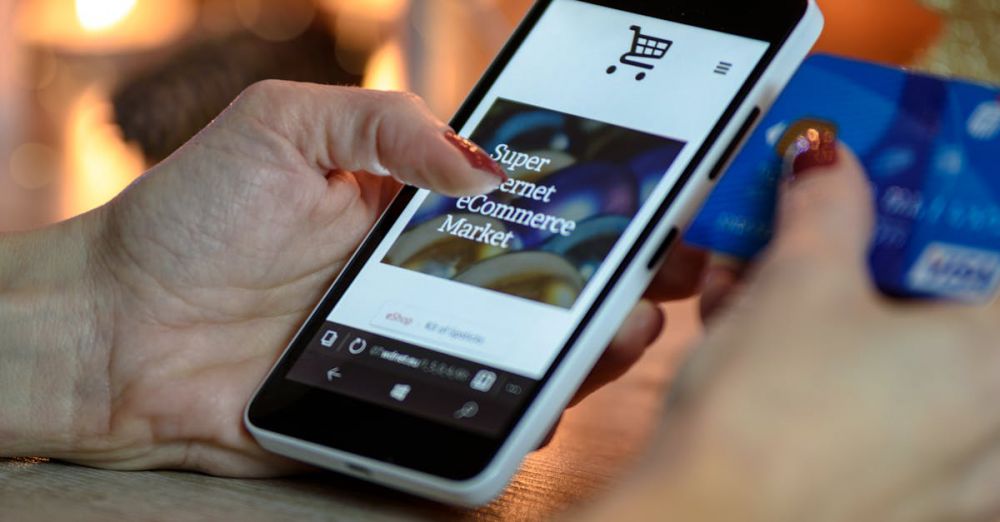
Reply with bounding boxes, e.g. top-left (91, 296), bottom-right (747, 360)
top-left (232, 81), bottom-right (507, 197)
